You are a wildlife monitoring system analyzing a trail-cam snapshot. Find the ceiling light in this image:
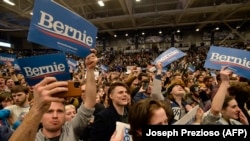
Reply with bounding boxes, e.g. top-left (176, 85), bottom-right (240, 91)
top-left (3, 0), bottom-right (15, 6)
top-left (136, 0), bottom-right (141, 2)
top-left (114, 34), bottom-right (117, 38)
top-left (125, 33), bottom-right (128, 37)
top-left (177, 29), bottom-right (180, 33)
top-left (236, 26), bottom-right (240, 29)
top-left (30, 12), bottom-right (33, 15)
top-left (159, 30), bottom-right (162, 34)
top-left (215, 27), bottom-right (219, 30)
top-left (98, 0), bottom-right (105, 7)
top-left (196, 28), bottom-right (199, 32)
top-left (142, 32), bottom-right (145, 35)
top-left (0, 41), bottom-right (11, 48)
